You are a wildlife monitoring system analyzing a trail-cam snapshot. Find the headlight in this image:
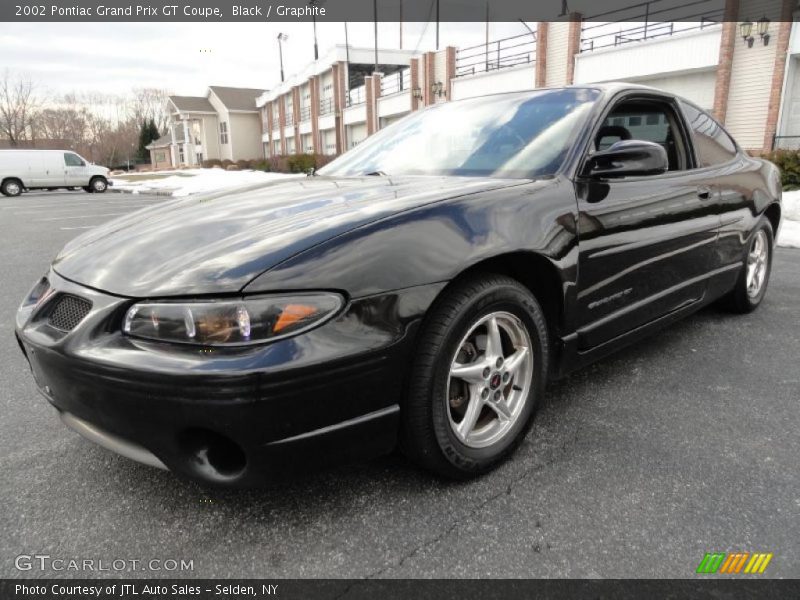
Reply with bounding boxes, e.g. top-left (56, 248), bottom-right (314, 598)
top-left (17, 276), bottom-right (53, 327)
top-left (122, 293), bottom-right (343, 346)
